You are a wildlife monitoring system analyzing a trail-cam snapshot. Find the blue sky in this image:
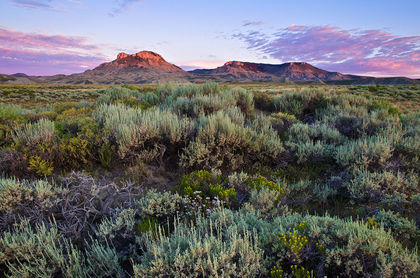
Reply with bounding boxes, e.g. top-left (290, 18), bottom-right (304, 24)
top-left (1, 0), bottom-right (419, 77)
